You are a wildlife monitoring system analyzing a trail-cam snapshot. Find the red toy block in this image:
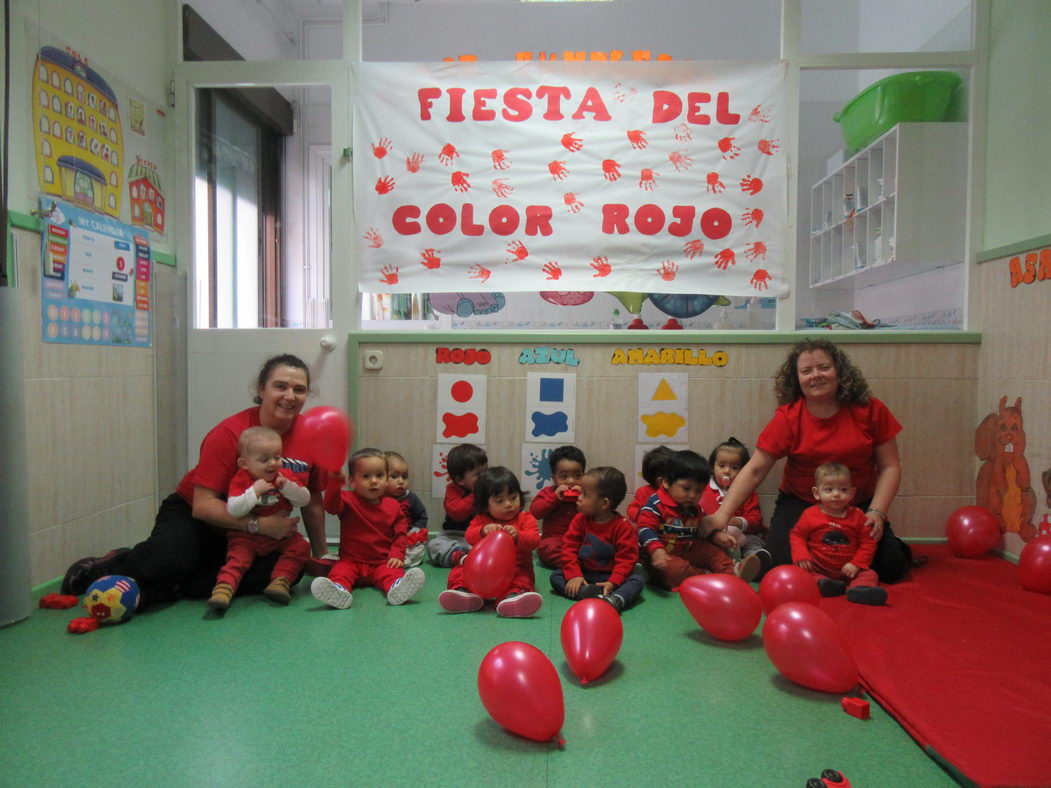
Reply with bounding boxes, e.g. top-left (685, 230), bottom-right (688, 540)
top-left (841, 696), bottom-right (870, 720)
top-left (562, 489), bottom-right (581, 501)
